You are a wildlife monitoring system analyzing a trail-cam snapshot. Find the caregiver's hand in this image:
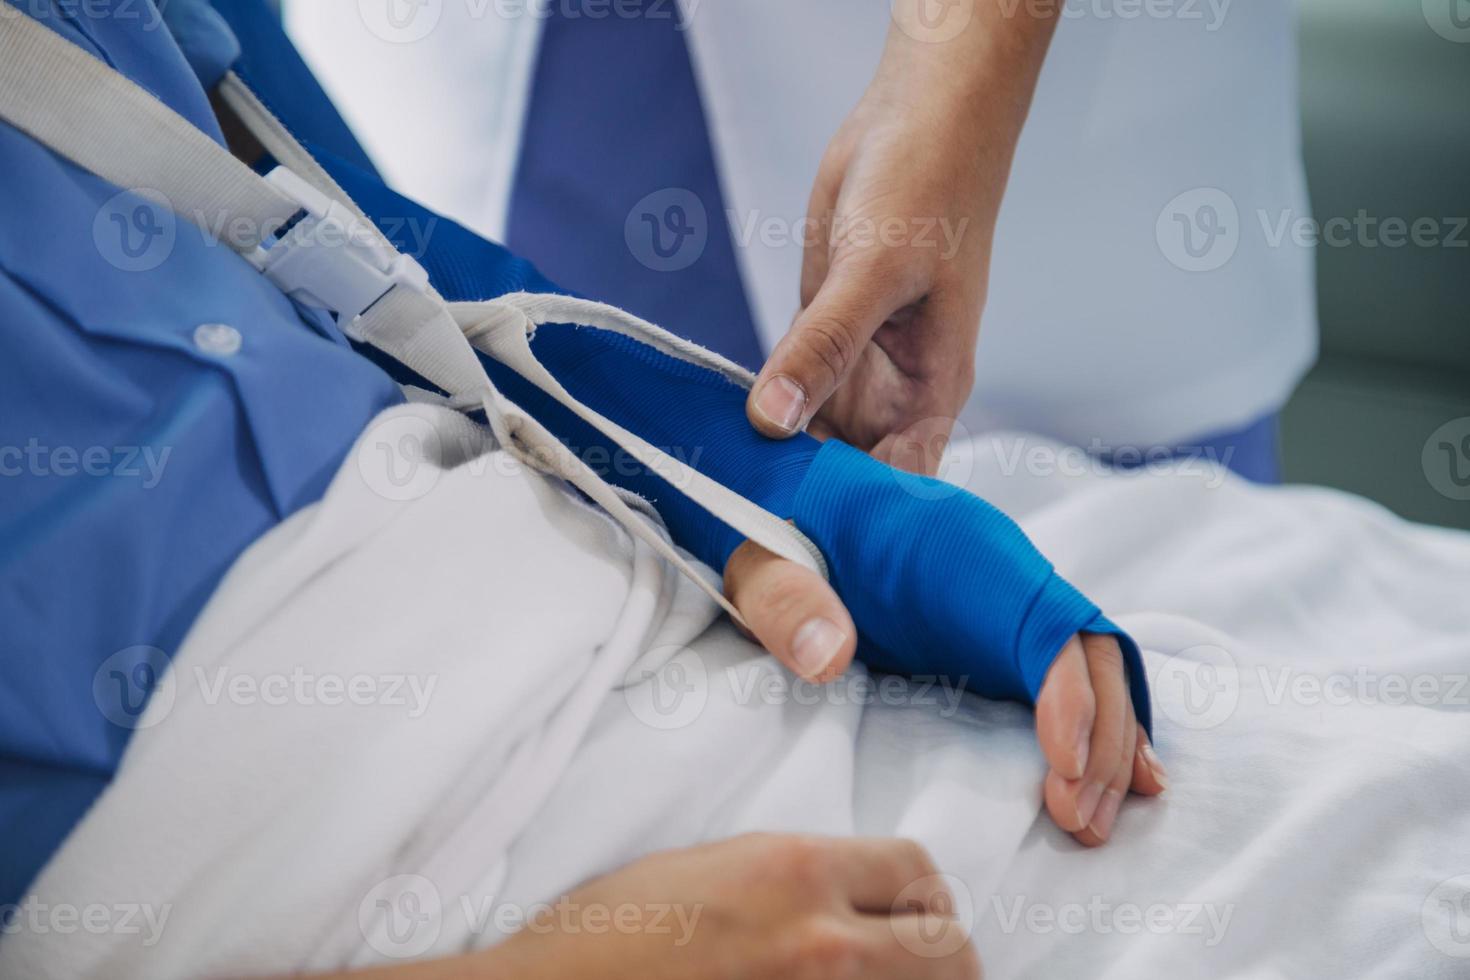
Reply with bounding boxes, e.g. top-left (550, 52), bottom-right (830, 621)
top-left (746, 0), bottom-right (1061, 475)
top-left (320, 835), bottom-right (979, 979)
top-left (492, 834), bottom-right (979, 979)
